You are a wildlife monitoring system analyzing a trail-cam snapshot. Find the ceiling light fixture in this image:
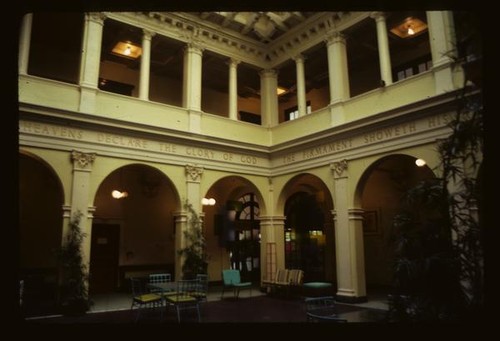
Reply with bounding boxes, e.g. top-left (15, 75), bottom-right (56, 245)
top-left (124, 45), bottom-right (131, 56)
top-left (277, 86), bottom-right (287, 96)
top-left (390, 17), bottom-right (427, 39)
top-left (112, 41), bottom-right (142, 59)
